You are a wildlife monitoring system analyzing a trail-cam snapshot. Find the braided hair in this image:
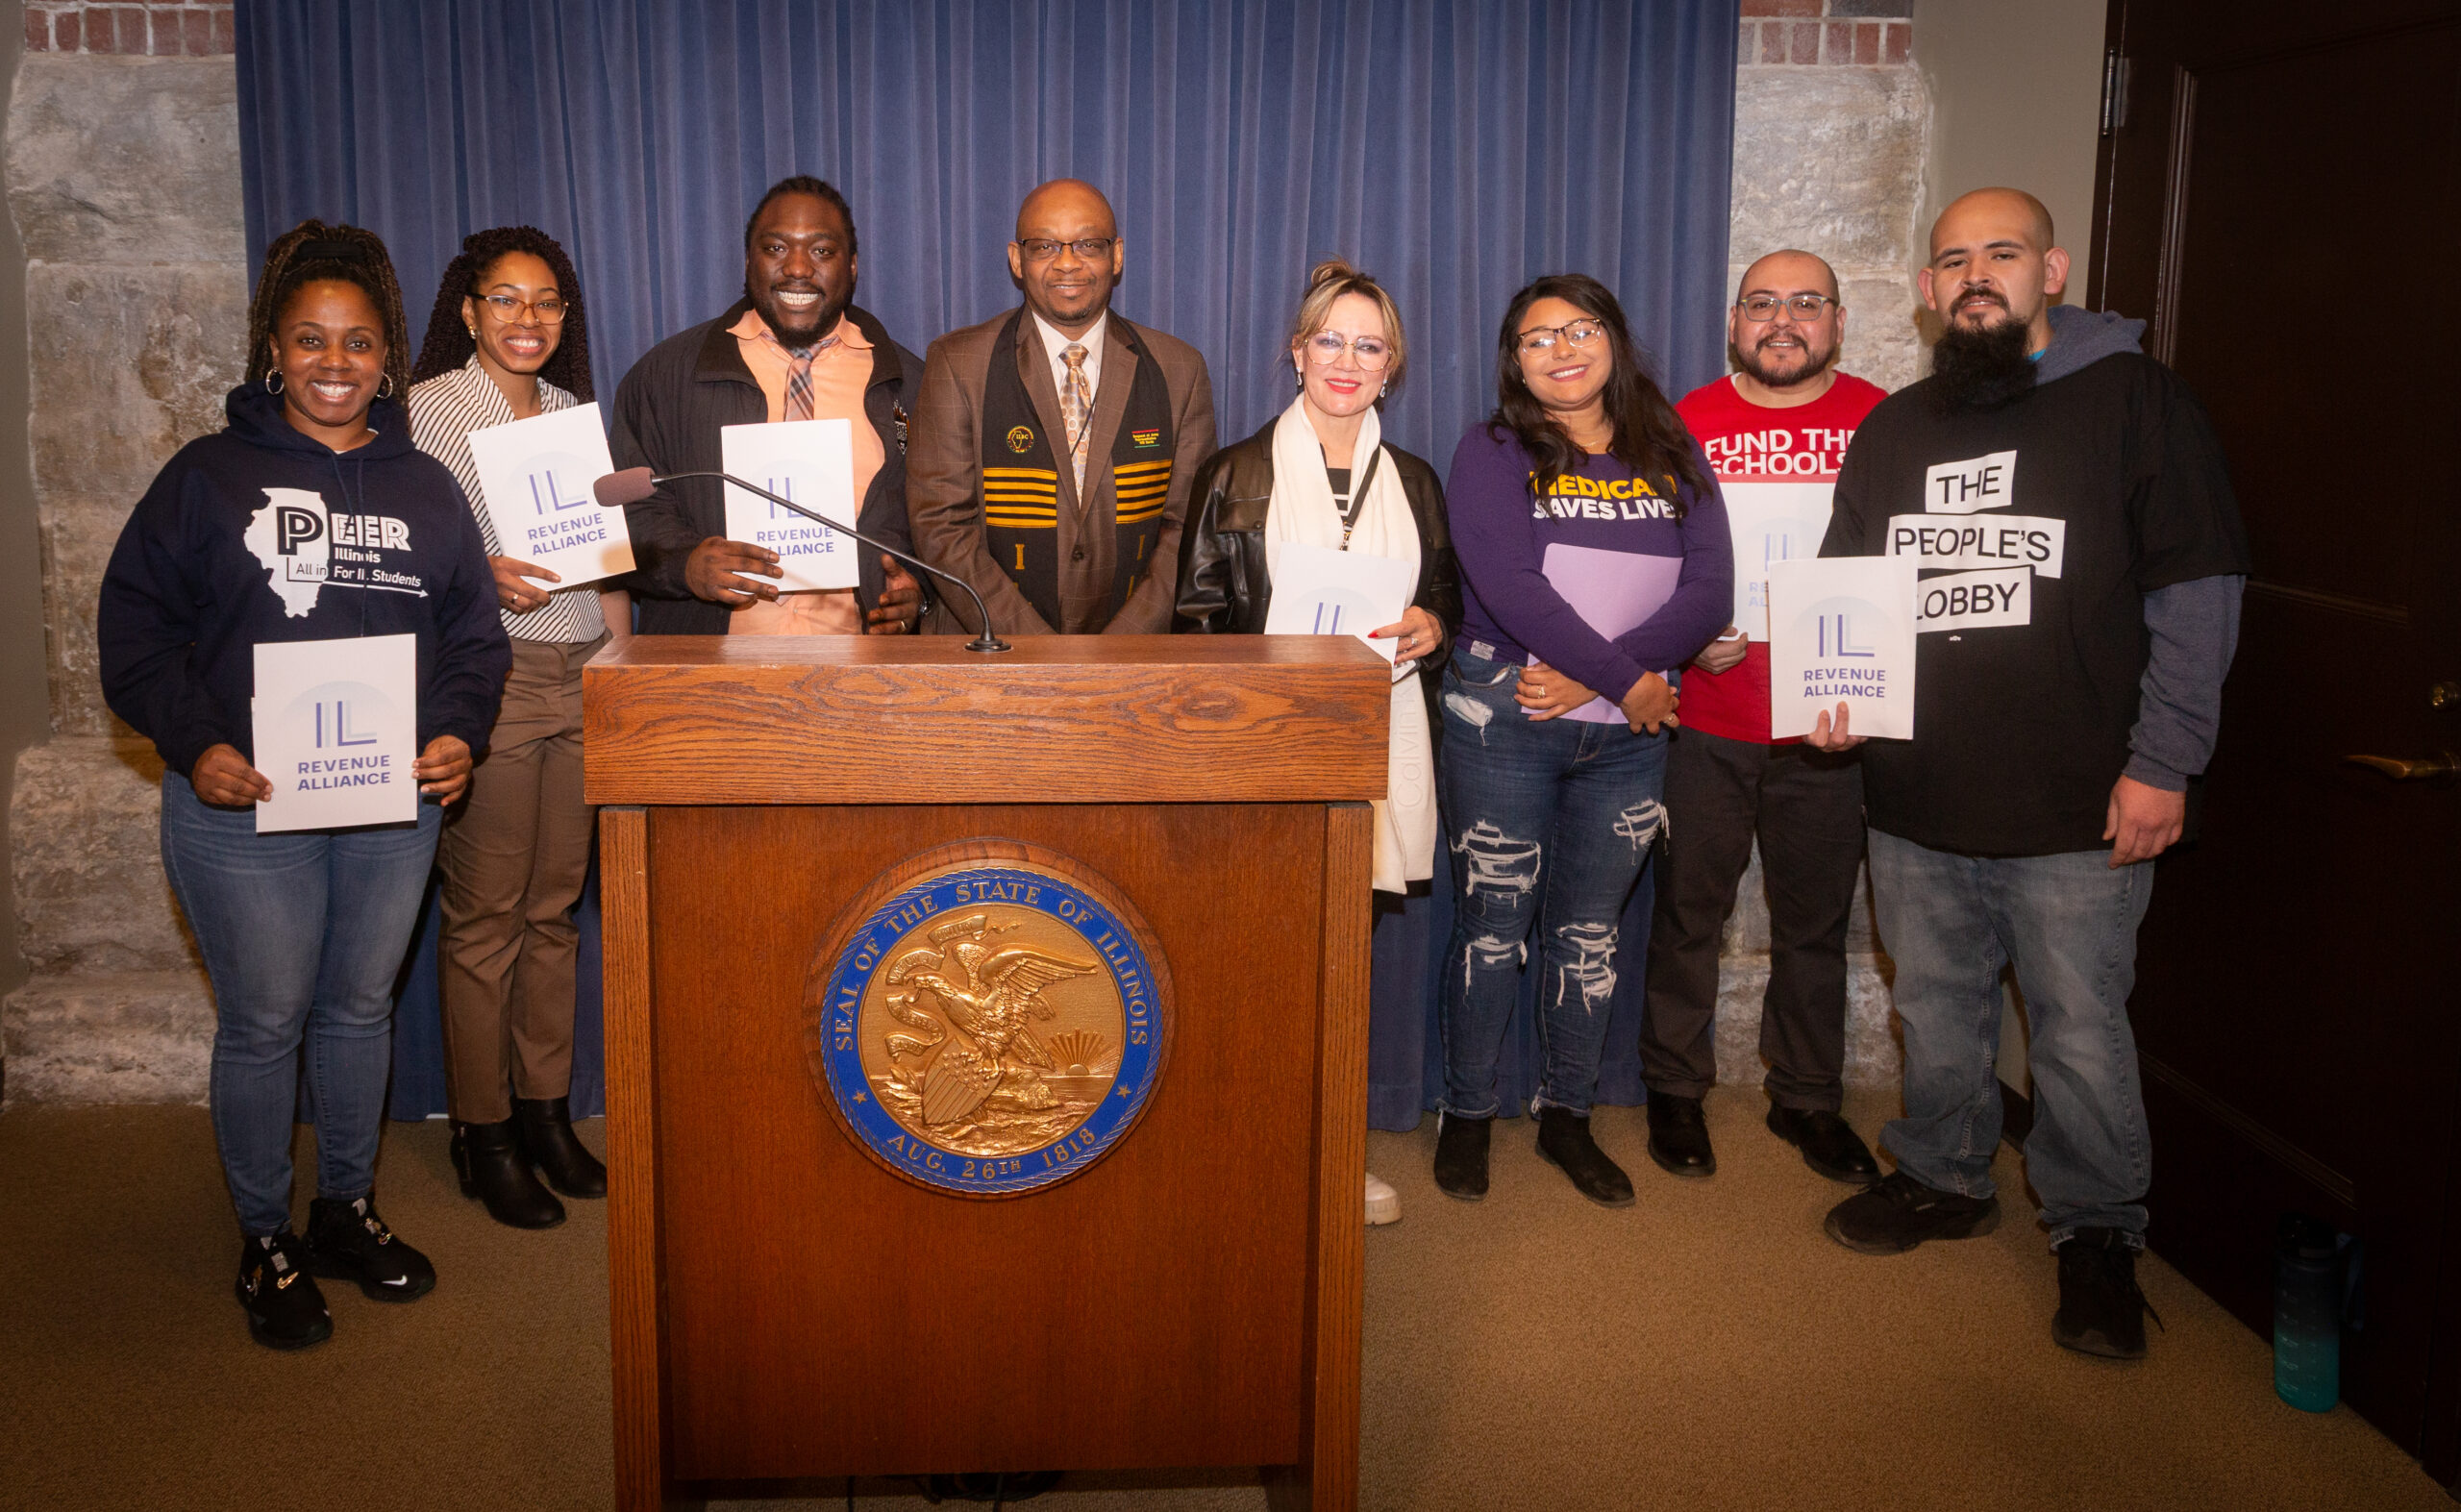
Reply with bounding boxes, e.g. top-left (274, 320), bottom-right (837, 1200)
top-left (245, 220), bottom-right (410, 396)
top-left (410, 225), bottom-right (595, 400)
